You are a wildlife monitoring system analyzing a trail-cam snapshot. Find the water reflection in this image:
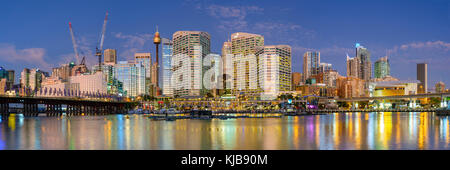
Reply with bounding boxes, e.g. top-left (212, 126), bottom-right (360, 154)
top-left (0, 112), bottom-right (449, 150)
